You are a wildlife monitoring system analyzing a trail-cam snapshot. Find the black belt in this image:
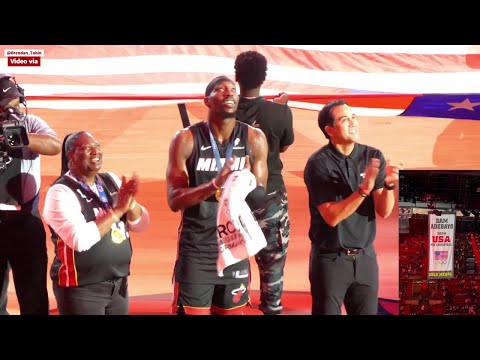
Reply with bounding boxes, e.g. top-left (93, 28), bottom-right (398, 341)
top-left (316, 247), bottom-right (365, 256)
top-left (0, 210), bottom-right (26, 222)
